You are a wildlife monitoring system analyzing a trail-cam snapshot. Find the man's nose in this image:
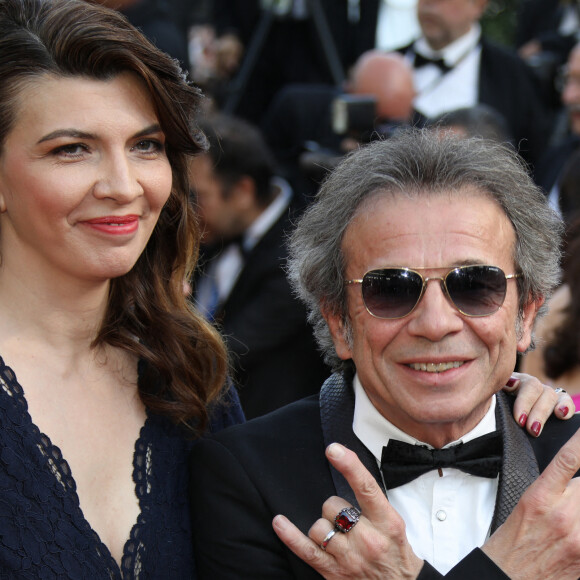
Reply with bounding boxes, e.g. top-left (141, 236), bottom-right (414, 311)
top-left (406, 278), bottom-right (463, 340)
